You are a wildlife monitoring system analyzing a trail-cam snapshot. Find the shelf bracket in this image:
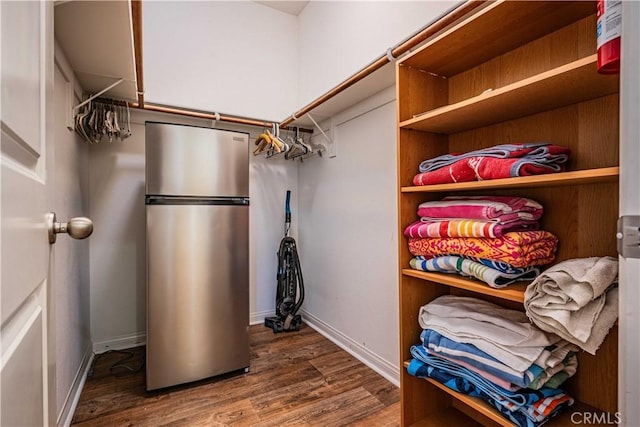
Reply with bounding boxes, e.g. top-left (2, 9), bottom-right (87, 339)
top-left (306, 113), bottom-right (336, 159)
top-left (72, 78), bottom-right (125, 113)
